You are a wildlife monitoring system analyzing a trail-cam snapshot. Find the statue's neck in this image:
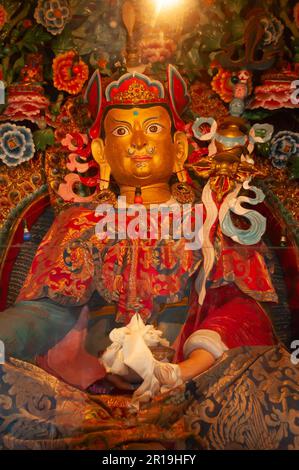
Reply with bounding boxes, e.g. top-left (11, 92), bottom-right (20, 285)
top-left (119, 182), bottom-right (172, 205)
